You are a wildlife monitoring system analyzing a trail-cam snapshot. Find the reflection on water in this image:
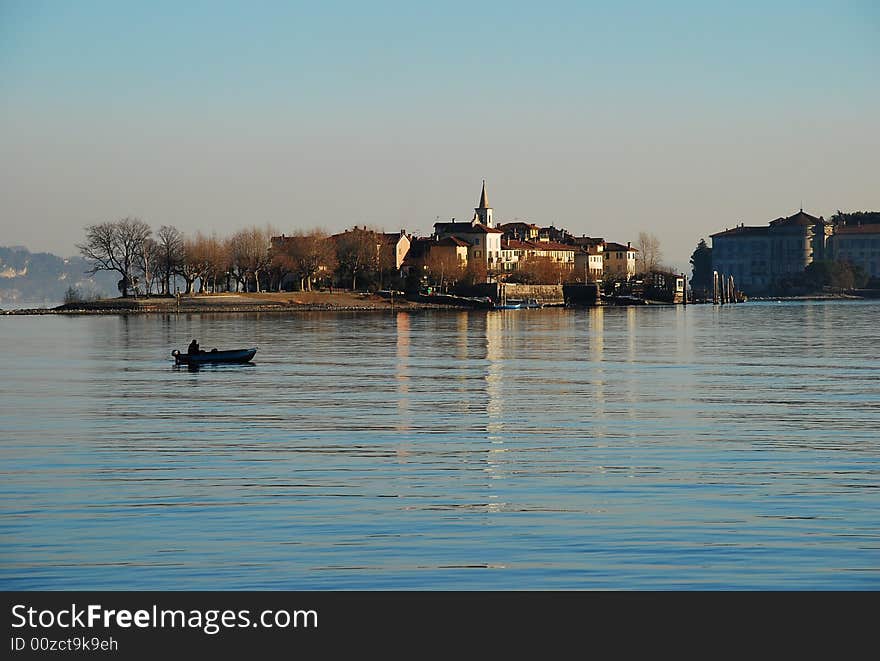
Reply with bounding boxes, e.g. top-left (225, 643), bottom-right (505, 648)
top-left (1, 301), bottom-right (879, 589)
